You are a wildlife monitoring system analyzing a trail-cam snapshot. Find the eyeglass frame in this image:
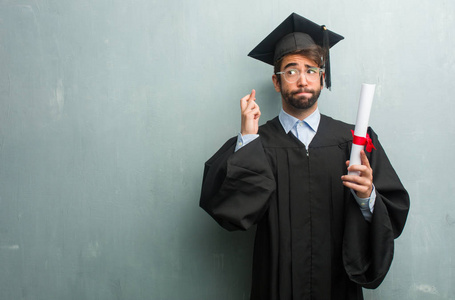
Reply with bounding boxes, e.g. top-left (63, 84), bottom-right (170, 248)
top-left (275, 66), bottom-right (325, 84)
